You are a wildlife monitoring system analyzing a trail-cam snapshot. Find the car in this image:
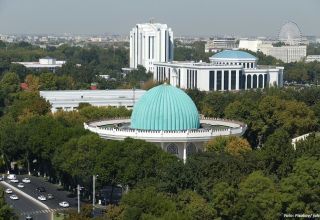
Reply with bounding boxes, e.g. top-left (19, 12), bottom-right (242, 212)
top-left (10, 179), bottom-right (19, 183)
top-left (25, 215), bottom-right (33, 220)
top-left (7, 174), bottom-right (16, 180)
top-left (37, 195), bottom-right (46, 201)
top-left (17, 183), bottom-right (24, 188)
top-left (47, 194), bottom-right (54, 200)
top-left (9, 194), bottom-right (18, 200)
top-left (5, 188), bottom-right (12, 194)
top-left (59, 201), bottom-right (69, 208)
top-left (22, 178), bottom-right (31, 183)
top-left (36, 187), bottom-right (46, 192)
